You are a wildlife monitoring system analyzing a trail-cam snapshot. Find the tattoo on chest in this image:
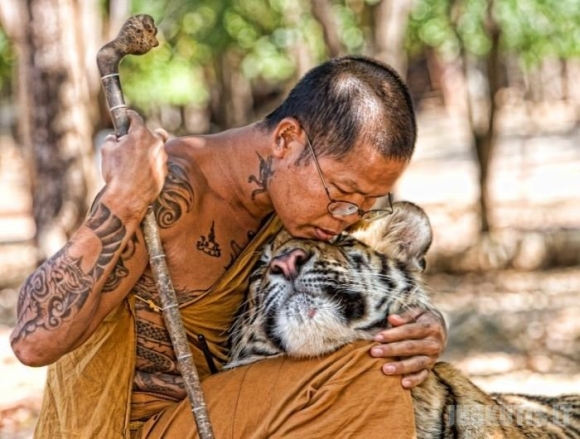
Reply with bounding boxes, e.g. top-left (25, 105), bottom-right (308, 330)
top-left (196, 221), bottom-right (221, 257)
top-left (135, 319), bottom-right (177, 374)
top-left (13, 203), bottom-right (126, 342)
top-left (153, 161), bottom-right (194, 229)
top-left (133, 271), bottom-right (206, 311)
top-left (248, 153), bottom-right (274, 200)
top-left (226, 230), bottom-right (257, 269)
